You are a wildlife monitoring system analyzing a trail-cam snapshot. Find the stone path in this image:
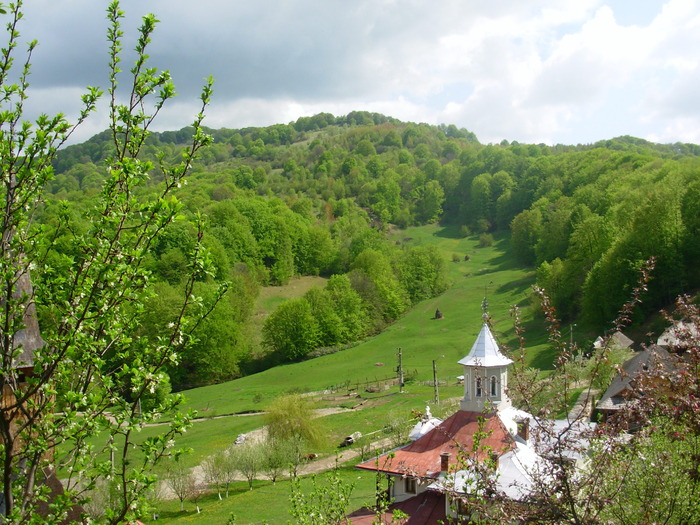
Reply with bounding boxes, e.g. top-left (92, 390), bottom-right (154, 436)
top-left (567, 386), bottom-right (598, 421)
